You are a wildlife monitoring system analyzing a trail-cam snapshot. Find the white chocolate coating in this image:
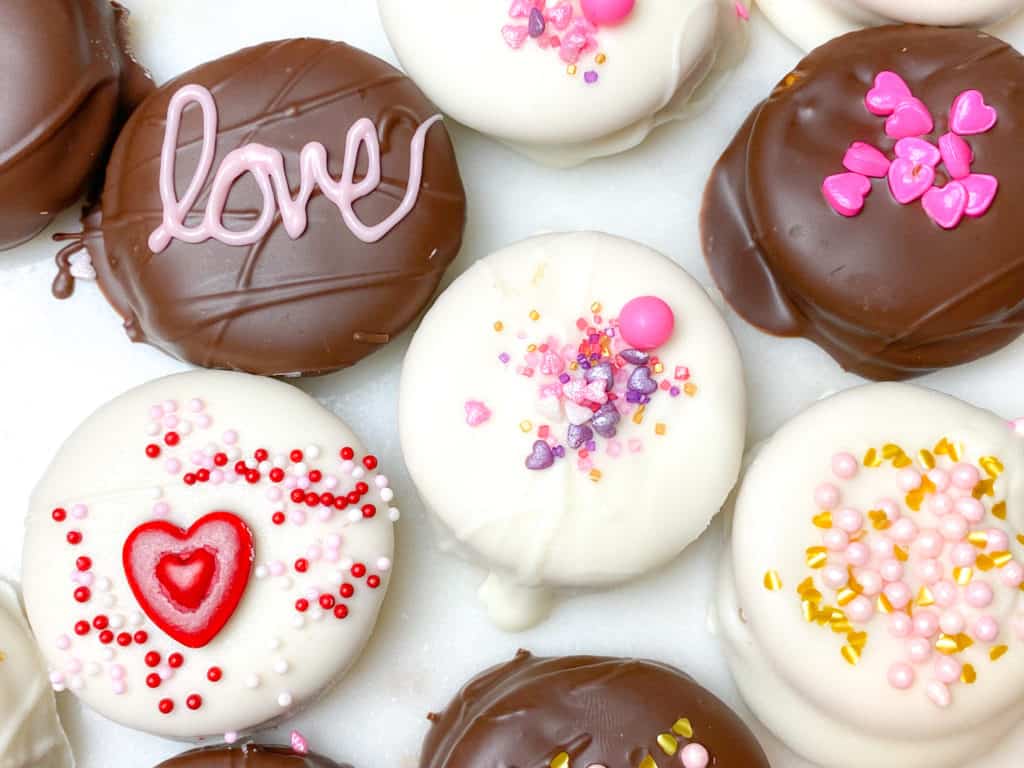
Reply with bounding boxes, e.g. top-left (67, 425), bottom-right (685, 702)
top-left (400, 232), bottom-right (746, 628)
top-left (758, 0), bottom-right (1024, 52)
top-left (0, 581), bottom-right (73, 768)
top-left (716, 384), bottom-right (1024, 768)
top-left (22, 371), bottom-right (395, 739)
top-left (377, 0), bottom-right (751, 167)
